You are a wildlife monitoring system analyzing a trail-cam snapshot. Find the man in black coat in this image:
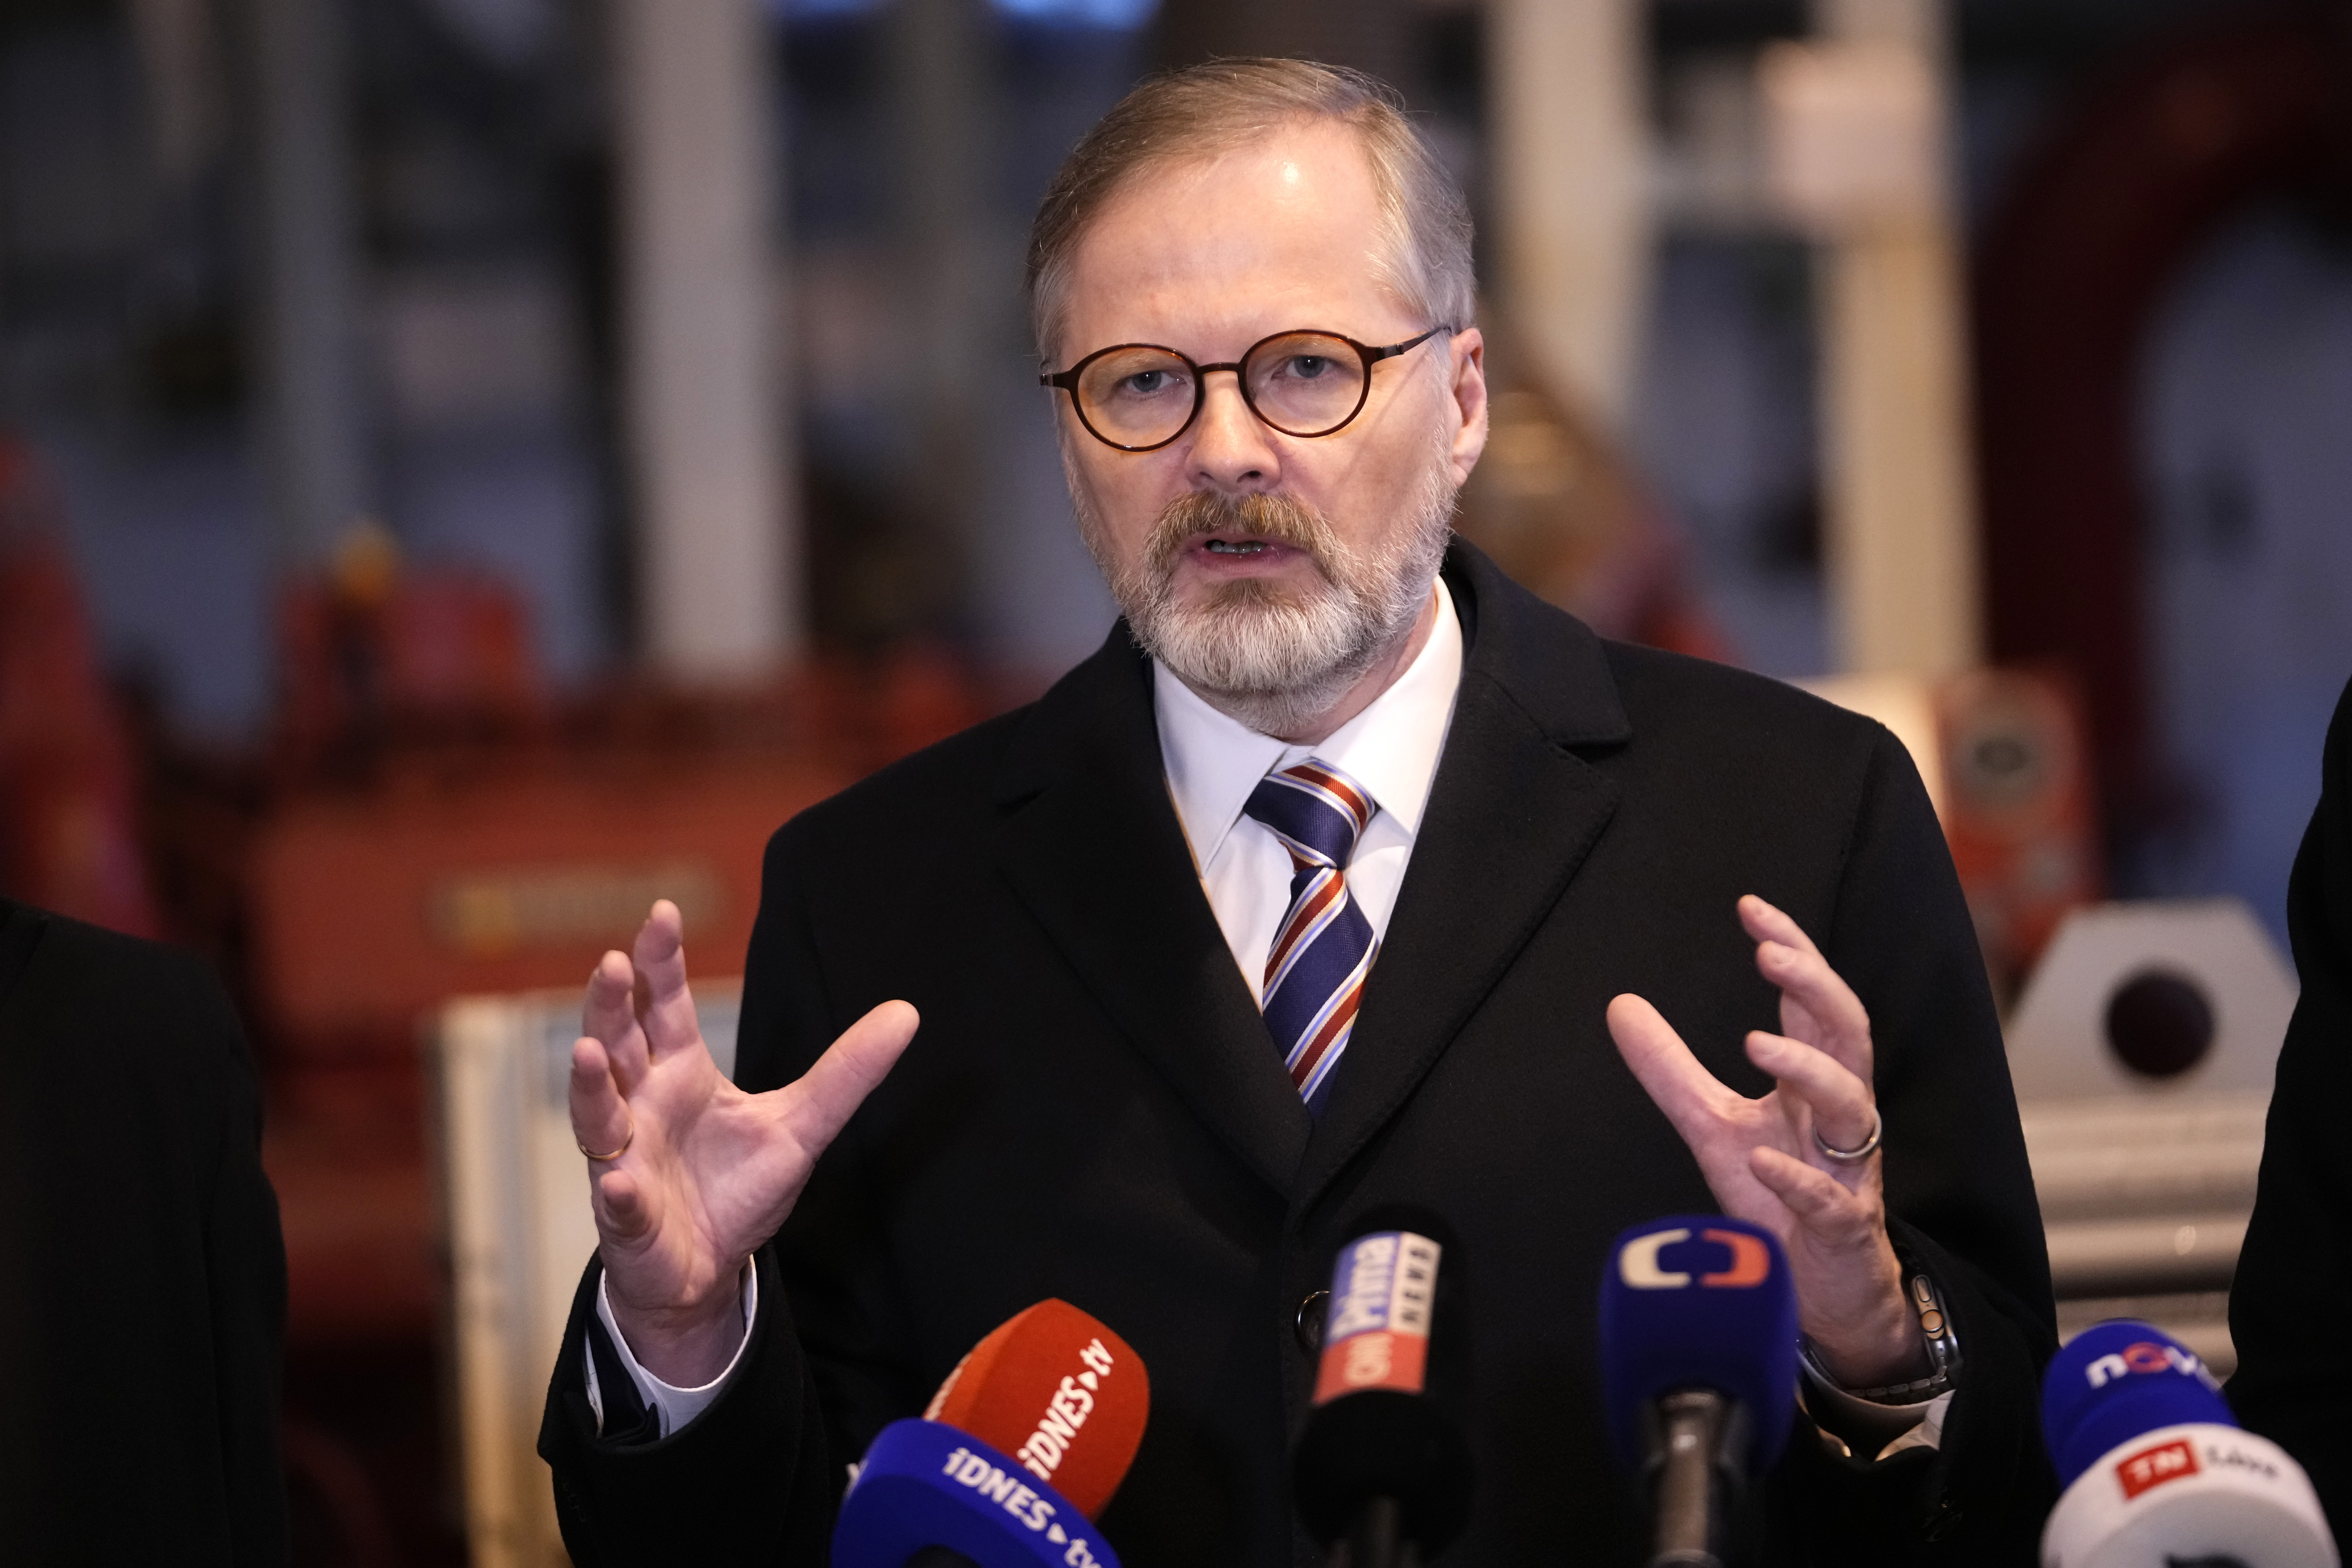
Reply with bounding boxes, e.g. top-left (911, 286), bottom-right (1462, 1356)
top-left (2230, 672), bottom-right (2352, 1539)
top-left (541, 60), bottom-right (2054, 1565)
top-left (0, 898), bottom-right (288, 1564)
